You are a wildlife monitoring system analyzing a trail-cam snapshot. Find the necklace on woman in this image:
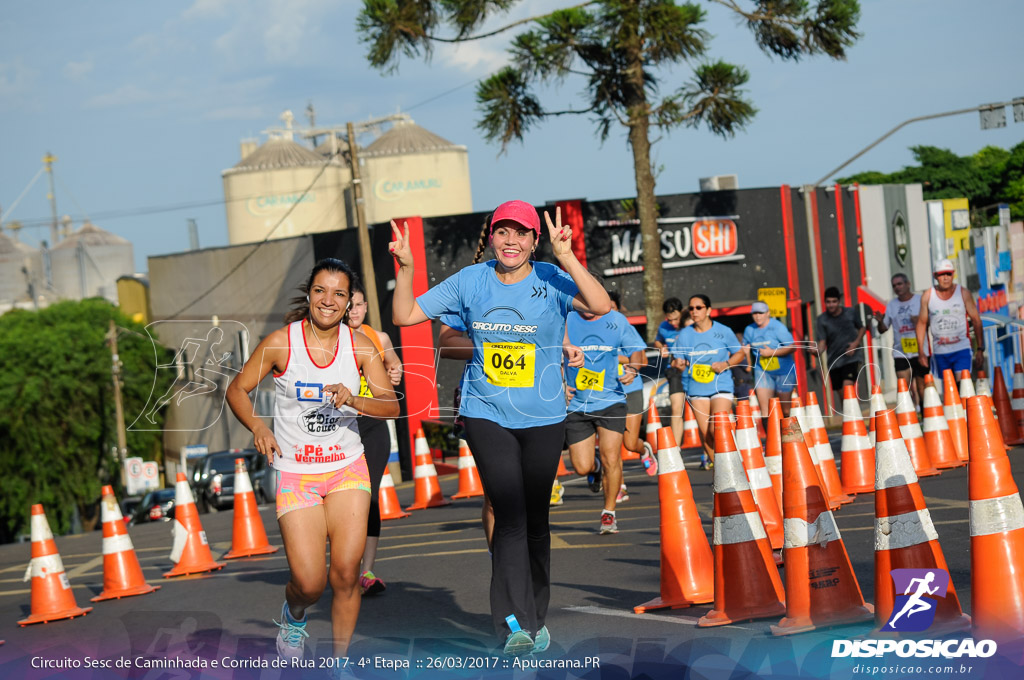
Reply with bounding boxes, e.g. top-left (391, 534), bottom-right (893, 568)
top-left (308, 320), bottom-right (337, 363)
